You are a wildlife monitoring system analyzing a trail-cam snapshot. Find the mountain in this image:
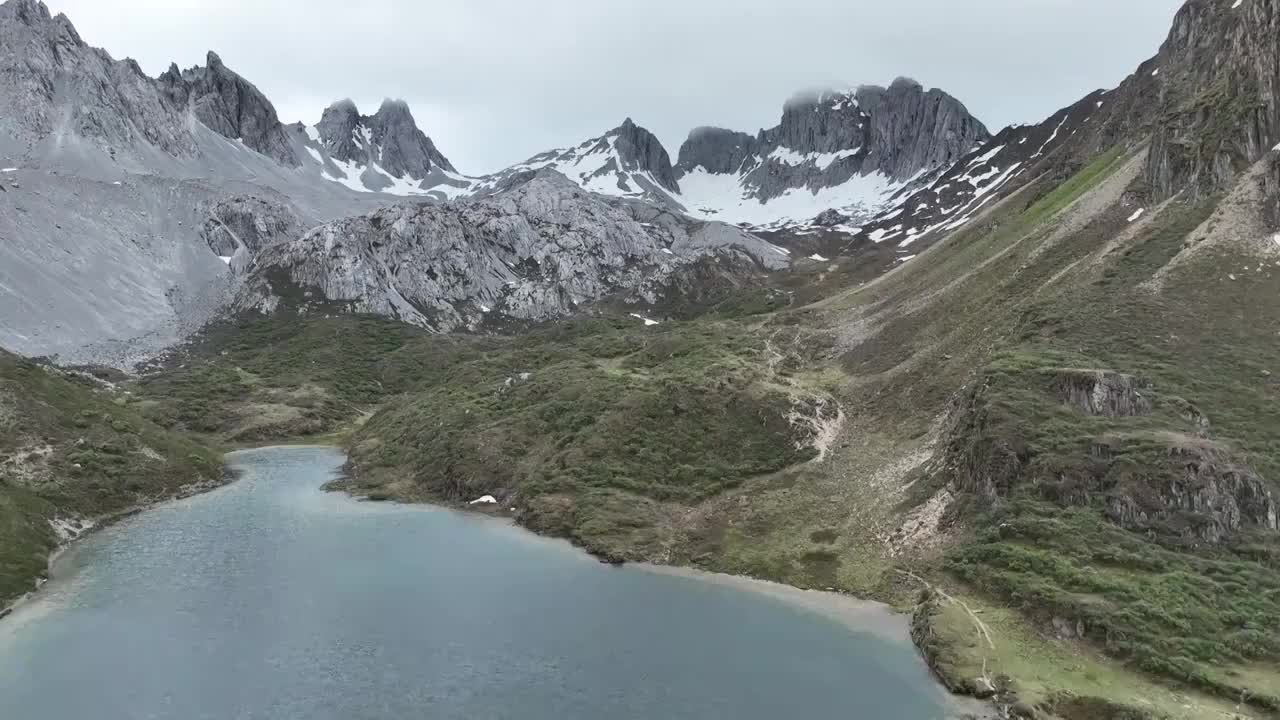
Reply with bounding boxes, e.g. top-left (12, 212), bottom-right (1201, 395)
top-left (674, 78), bottom-right (989, 223)
top-left (458, 81), bottom-right (989, 230)
top-left (852, 0), bottom-right (1280, 255)
top-left (461, 118), bottom-right (681, 203)
top-left (296, 98), bottom-right (464, 196)
top-left (0, 0), bottom-right (487, 363)
top-left (158, 52), bottom-right (299, 167)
